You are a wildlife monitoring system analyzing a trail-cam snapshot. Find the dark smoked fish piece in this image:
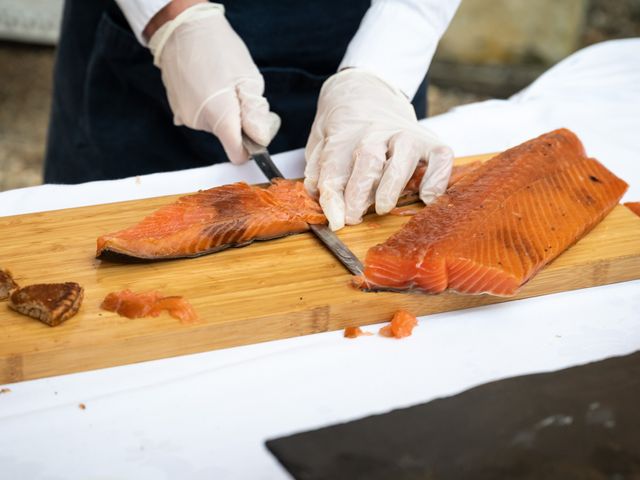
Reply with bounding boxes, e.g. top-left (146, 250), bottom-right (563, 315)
top-left (9, 282), bottom-right (84, 326)
top-left (0, 269), bottom-right (18, 301)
